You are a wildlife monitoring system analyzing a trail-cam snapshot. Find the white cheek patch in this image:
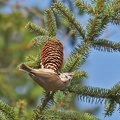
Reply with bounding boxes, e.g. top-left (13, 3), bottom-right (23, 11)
top-left (59, 72), bottom-right (74, 82)
top-left (59, 74), bottom-right (70, 82)
top-left (60, 77), bottom-right (69, 82)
